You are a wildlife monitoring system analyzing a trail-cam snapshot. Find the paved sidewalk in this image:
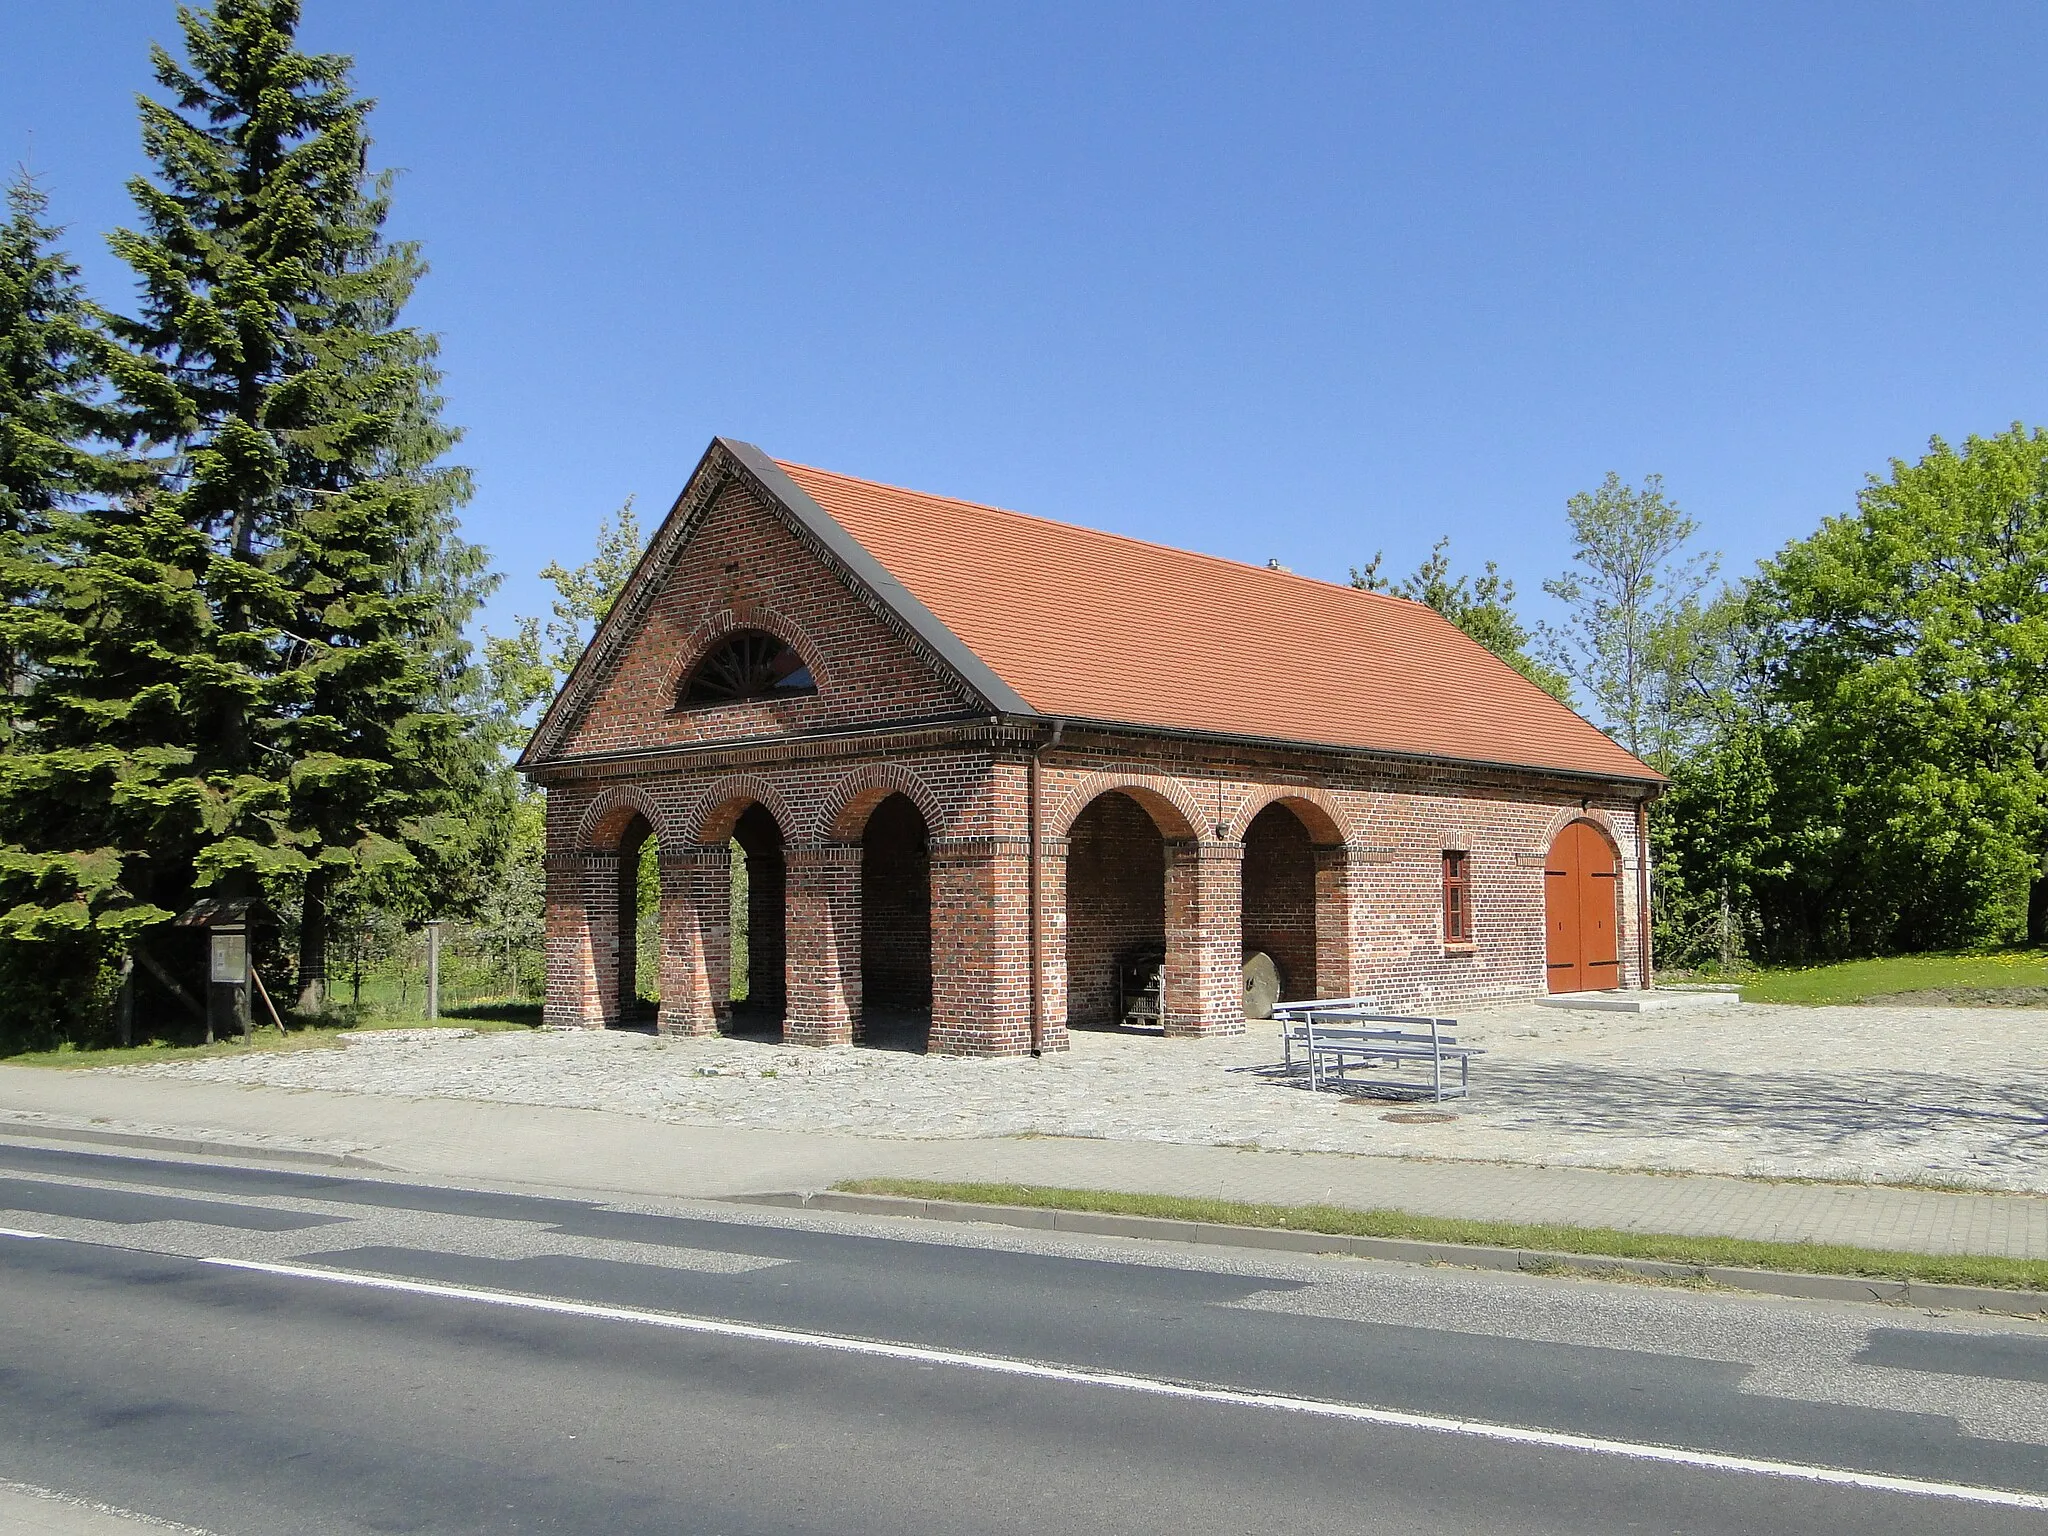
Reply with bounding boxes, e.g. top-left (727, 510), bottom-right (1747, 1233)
top-left (2, 1066), bottom-right (2044, 1260)
top-left (102, 1001), bottom-right (2048, 1192)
